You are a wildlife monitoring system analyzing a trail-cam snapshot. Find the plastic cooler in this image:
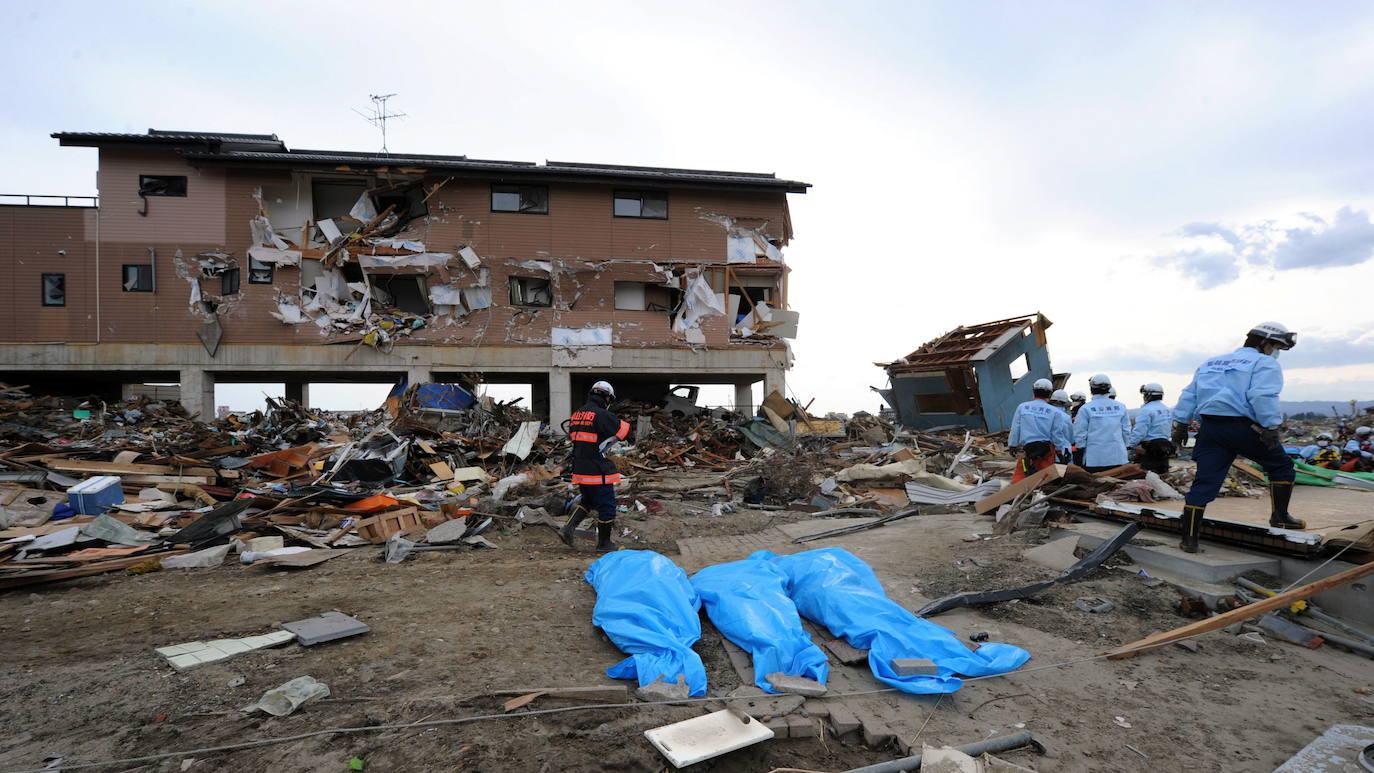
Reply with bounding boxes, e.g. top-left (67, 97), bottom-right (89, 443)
top-left (66, 475), bottom-right (125, 514)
